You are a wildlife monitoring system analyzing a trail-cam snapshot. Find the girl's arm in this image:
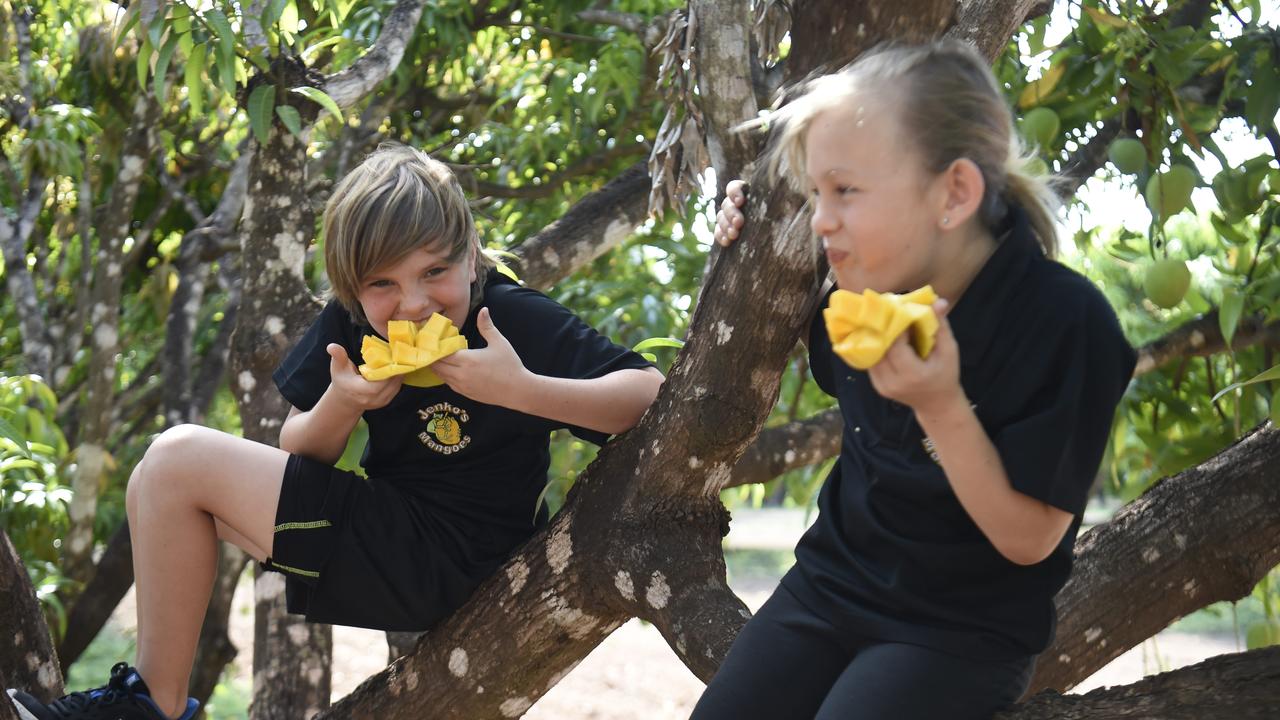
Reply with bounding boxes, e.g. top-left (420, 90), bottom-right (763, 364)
top-left (913, 390), bottom-right (1074, 566)
top-left (431, 307), bottom-right (664, 435)
top-left (278, 343), bottom-right (402, 464)
top-left (870, 308), bottom-right (1073, 566)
